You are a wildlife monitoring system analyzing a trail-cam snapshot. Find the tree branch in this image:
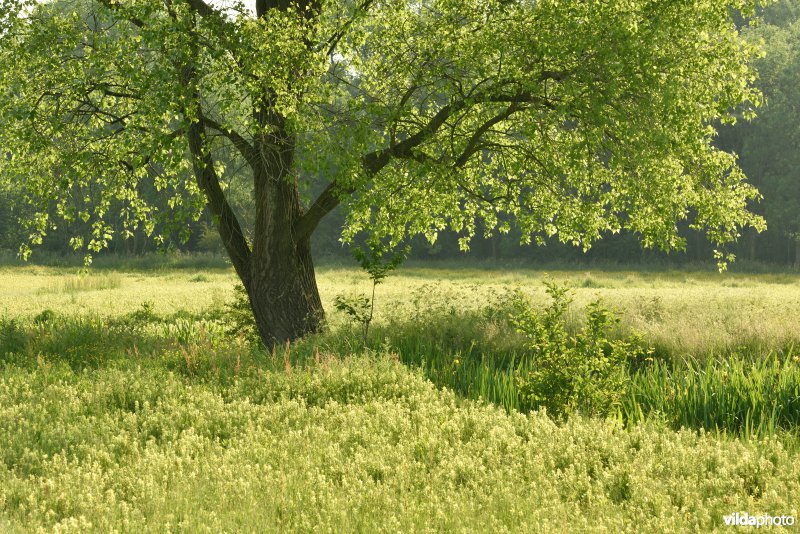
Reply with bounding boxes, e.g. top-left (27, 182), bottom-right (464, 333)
top-left (453, 102), bottom-right (521, 168)
top-left (293, 69), bottom-right (567, 241)
top-left (363, 89), bottom-right (553, 174)
top-left (201, 116), bottom-right (260, 169)
top-left (185, 0), bottom-right (224, 19)
top-left (95, 0), bottom-right (146, 28)
top-left (187, 116), bottom-right (253, 285)
top-left (294, 181), bottom-right (353, 240)
top-left (323, 0), bottom-right (376, 56)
